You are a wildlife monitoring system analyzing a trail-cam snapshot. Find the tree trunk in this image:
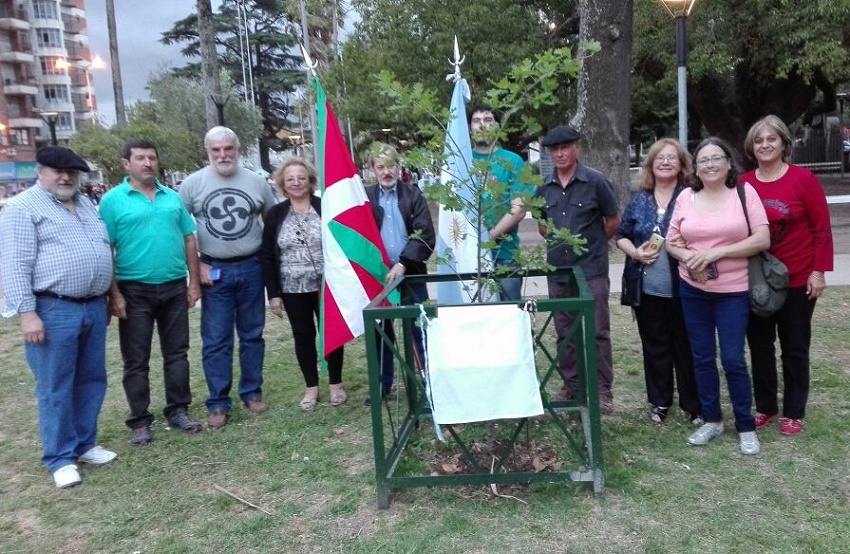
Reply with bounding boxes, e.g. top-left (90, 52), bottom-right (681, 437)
top-left (197, 0), bottom-right (222, 130)
top-left (105, 0), bottom-right (126, 127)
top-left (574, 0), bottom-right (634, 205)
